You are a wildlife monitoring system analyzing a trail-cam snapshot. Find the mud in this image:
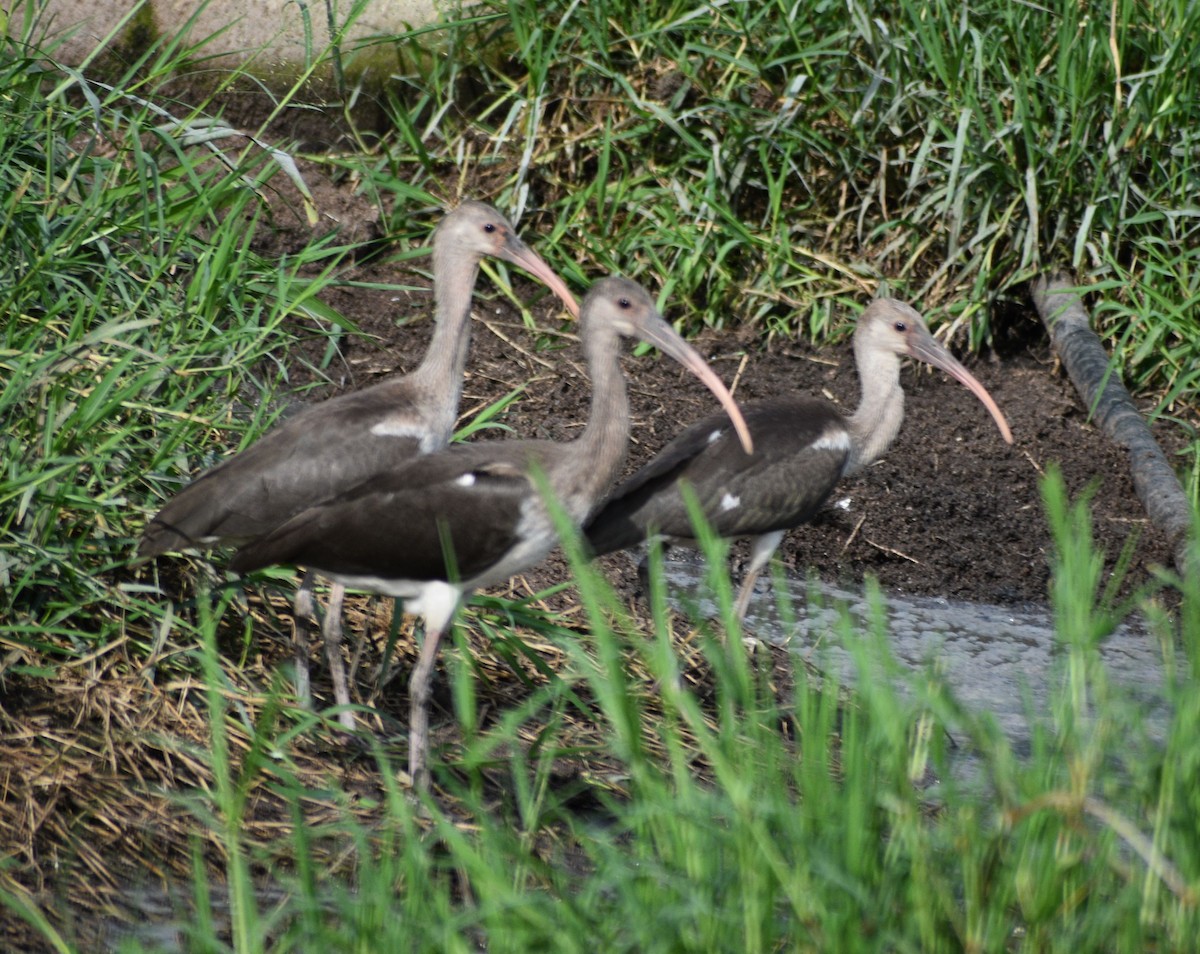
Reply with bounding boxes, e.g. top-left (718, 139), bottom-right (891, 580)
top-left (257, 160), bottom-right (1189, 616)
